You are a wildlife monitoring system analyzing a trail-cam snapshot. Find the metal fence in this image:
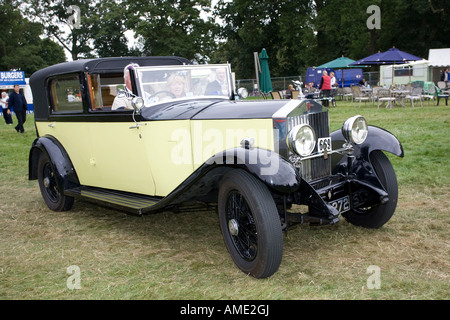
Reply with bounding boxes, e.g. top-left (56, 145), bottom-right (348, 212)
top-left (236, 72), bottom-right (380, 94)
top-left (363, 71), bottom-right (380, 87)
top-left (236, 76), bottom-right (304, 96)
